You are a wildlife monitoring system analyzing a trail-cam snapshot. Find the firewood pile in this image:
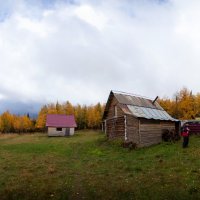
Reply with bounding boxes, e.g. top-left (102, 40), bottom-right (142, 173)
top-left (162, 129), bottom-right (180, 142)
